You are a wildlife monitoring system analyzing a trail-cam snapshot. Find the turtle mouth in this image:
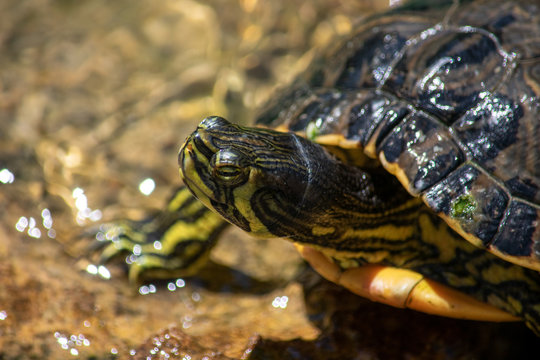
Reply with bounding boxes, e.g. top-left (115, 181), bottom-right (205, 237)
top-left (181, 147), bottom-right (251, 232)
top-left (179, 138), bottom-right (217, 204)
top-left (179, 132), bottom-right (259, 235)
top-left (181, 171), bottom-right (211, 202)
